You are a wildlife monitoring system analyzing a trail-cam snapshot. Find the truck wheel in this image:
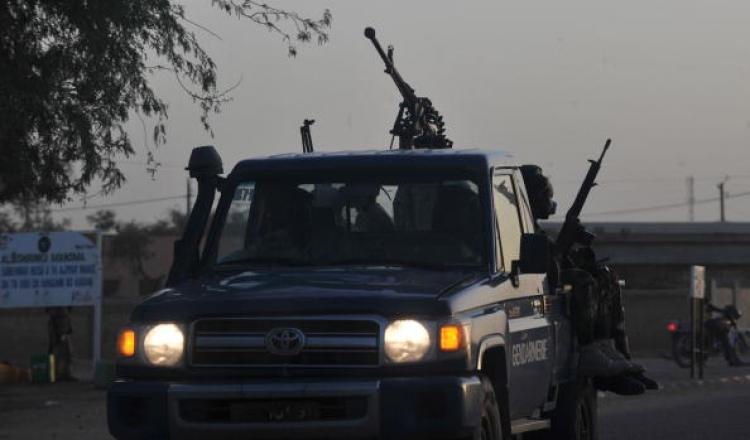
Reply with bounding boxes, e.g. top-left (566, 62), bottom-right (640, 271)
top-left (476, 377), bottom-right (503, 440)
top-left (547, 378), bottom-right (597, 440)
top-left (673, 333), bottom-right (708, 368)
